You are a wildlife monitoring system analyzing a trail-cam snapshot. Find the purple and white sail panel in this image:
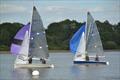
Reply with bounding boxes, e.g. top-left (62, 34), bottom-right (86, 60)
top-left (11, 44), bottom-right (20, 55)
top-left (11, 23), bottom-right (30, 55)
top-left (14, 23), bottom-right (30, 40)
